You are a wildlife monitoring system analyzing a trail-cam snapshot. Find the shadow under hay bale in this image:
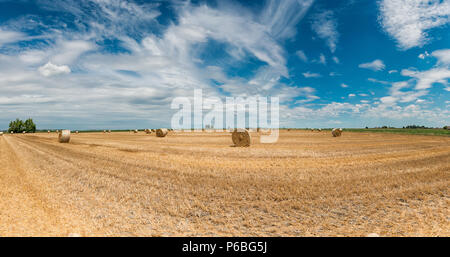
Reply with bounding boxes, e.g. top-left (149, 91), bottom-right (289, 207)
top-left (232, 128), bottom-right (251, 147)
